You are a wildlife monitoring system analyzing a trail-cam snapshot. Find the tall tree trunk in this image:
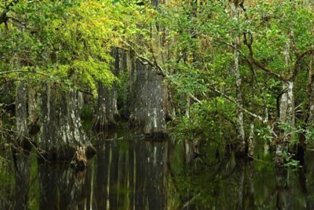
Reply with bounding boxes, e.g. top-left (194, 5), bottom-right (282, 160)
top-left (14, 82), bottom-right (31, 210)
top-left (276, 41), bottom-right (295, 165)
top-left (40, 84), bottom-right (95, 165)
top-left (248, 123), bottom-right (255, 158)
top-left (15, 82), bottom-right (29, 149)
top-left (234, 41), bottom-right (246, 154)
top-left (230, 3), bottom-right (246, 155)
top-left (307, 56), bottom-right (314, 126)
top-left (93, 48), bottom-right (121, 132)
top-left (128, 58), bottom-right (168, 139)
top-left (129, 0), bottom-right (169, 139)
top-left (279, 81), bottom-right (295, 133)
